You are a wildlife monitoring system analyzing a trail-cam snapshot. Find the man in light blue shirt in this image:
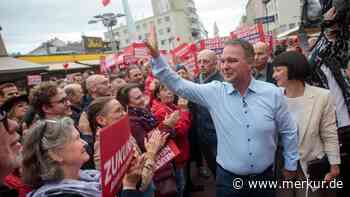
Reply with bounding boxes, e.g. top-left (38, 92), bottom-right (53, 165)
top-left (146, 39), bottom-right (298, 197)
